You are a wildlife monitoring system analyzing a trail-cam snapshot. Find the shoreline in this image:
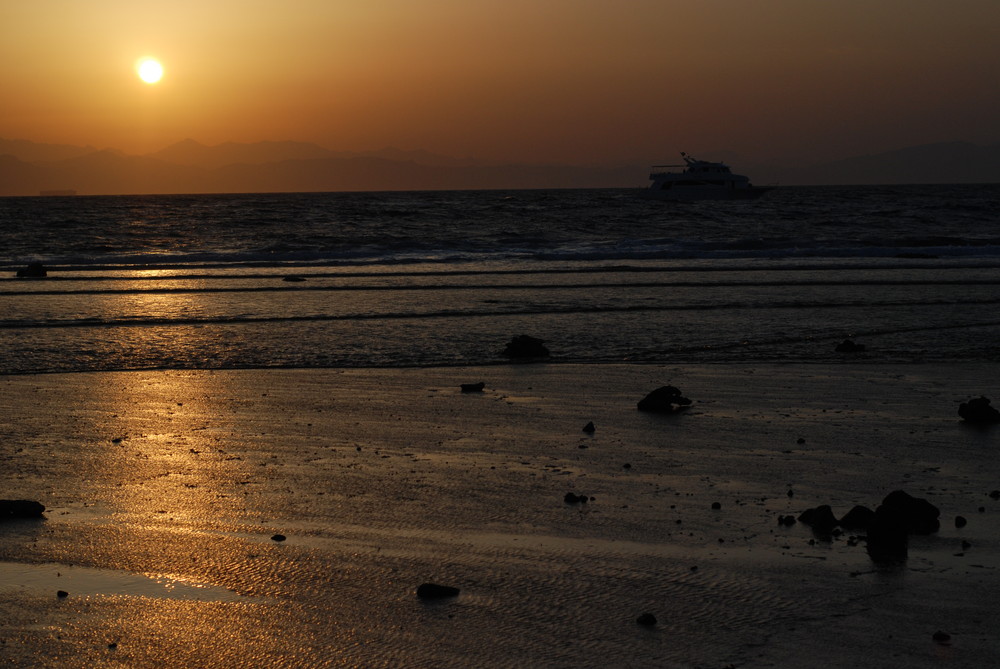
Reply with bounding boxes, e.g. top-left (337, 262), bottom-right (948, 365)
top-left (2, 363), bottom-right (998, 667)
